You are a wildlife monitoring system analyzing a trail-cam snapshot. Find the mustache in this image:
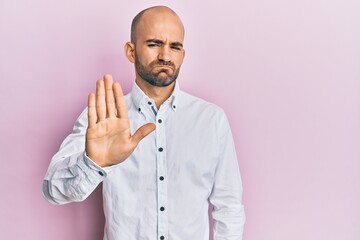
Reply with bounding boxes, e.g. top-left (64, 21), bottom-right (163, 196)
top-left (150, 60), bottom-right (175, 69)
